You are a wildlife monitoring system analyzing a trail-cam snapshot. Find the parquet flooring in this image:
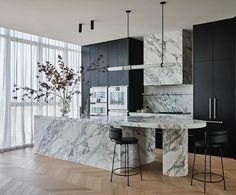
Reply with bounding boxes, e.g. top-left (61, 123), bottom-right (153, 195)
top-left (0, 148), bottom-right (235, 195)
